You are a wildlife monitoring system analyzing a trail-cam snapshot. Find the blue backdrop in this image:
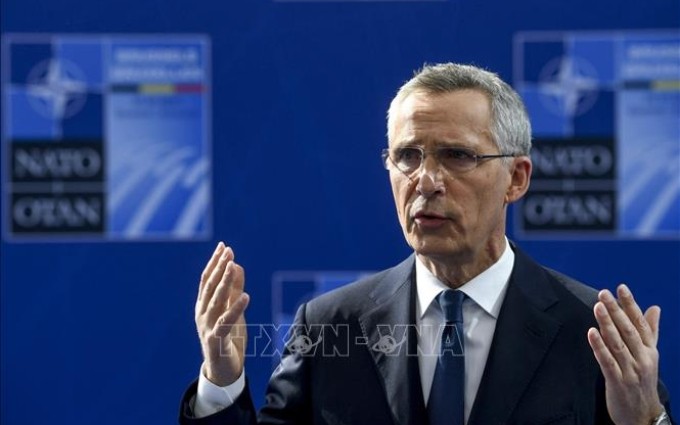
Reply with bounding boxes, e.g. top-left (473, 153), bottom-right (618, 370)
top-left (1, 1), bottom-right (678, 424)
